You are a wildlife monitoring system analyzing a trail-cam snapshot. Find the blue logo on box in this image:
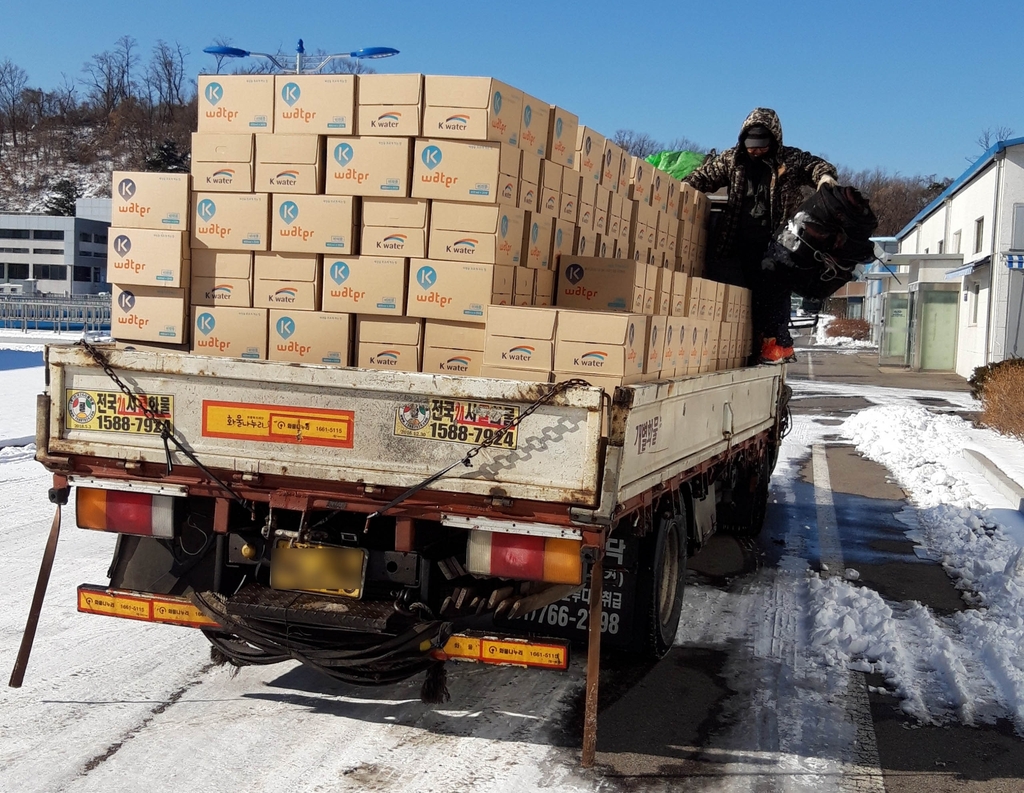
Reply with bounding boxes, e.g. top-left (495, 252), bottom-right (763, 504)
top-left (281, 82), bottom-right (301, 106)
top-left (117, 290), bottom-right (135, 312)
top-left (114, 235), bottom-right (131, 256)
top-left (117, 179), bottom-right (136, 201)
top-left (523, 105), bottom-right (532, 128)
top-left (500, 215), bottom-right (509, 237)
top-left (329, 261), bottom-right (350, 284)
top-left (565, 264), bottom-right (585, 285)
top-left (279, 201), bottom-right (299, 224)
top-left (197, 312), bottom-right (215, 334)
top-left (531, 223), bottom-right (539, 244)
top-left (333, 142), bottom-right (354, 166)
top-left (276, 317), bottom-right (295, 339)
top-left (492, 91), bottom-right (502, 114)
top-left (416, 265), bottom-right (437, 290)
top-left (204, 82), bottom-right (223, 105)
top-left (555, 117), bottom-right (563, 139)
top-left (197, 199), bottom-right (216, 222)
top-left (421, 145), bottom-right (442, 170)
